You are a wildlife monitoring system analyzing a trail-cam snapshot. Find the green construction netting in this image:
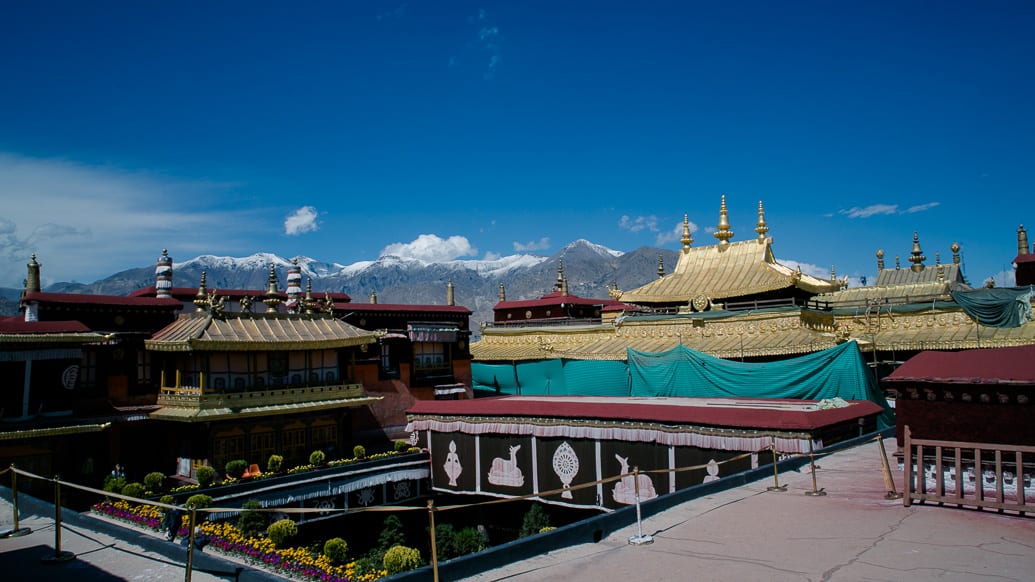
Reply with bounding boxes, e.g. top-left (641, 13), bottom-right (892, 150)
top-left (951, 286), bottom-right (1035, 328)
top-left (627, 341), bottom-right (893, 428)
top-left (560, 360), bottom-right (631, 396)
top-left (471, 362), bottom-right (521, 395)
